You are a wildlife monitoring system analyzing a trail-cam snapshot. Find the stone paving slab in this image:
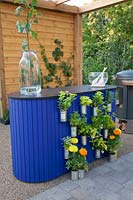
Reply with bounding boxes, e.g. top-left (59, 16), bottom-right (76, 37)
top-left (28, 152), bottom-right (133, 200)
